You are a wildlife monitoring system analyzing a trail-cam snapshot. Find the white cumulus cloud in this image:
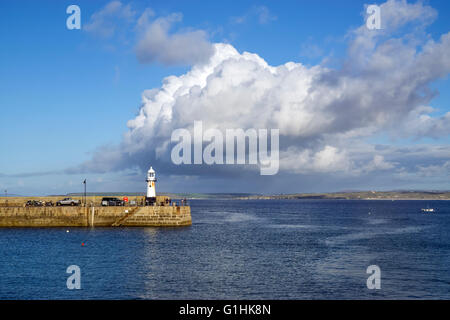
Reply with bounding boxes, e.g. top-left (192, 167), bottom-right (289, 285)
top-left (74, 0), bottom-right (450, 190)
